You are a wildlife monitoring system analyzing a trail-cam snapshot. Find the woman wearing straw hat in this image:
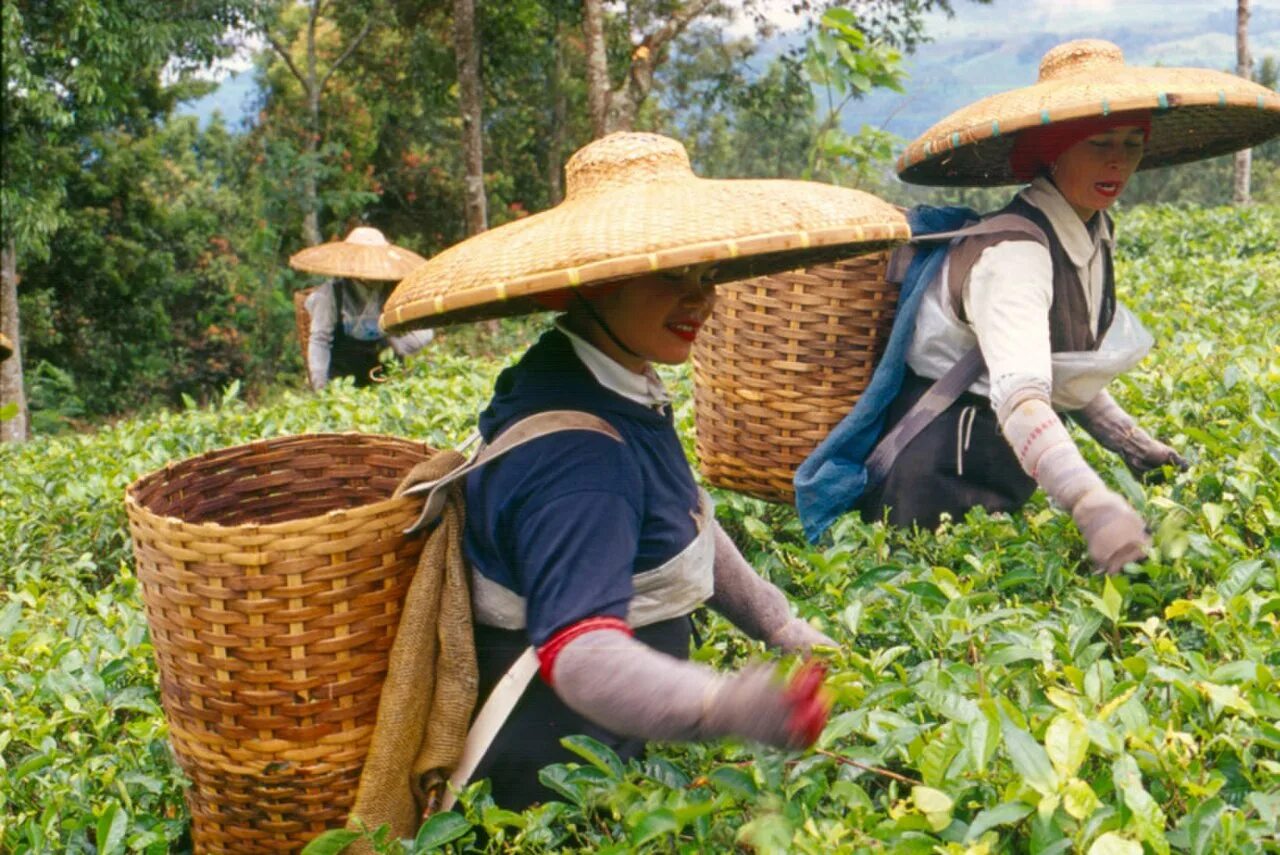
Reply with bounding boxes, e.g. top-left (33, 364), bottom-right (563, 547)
top-left (382, 132), bottom-right (910, 809)
top-left (859, 39), bottom-right (1280, 573)
top-left (289, 226), bottom-right (434, 390)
